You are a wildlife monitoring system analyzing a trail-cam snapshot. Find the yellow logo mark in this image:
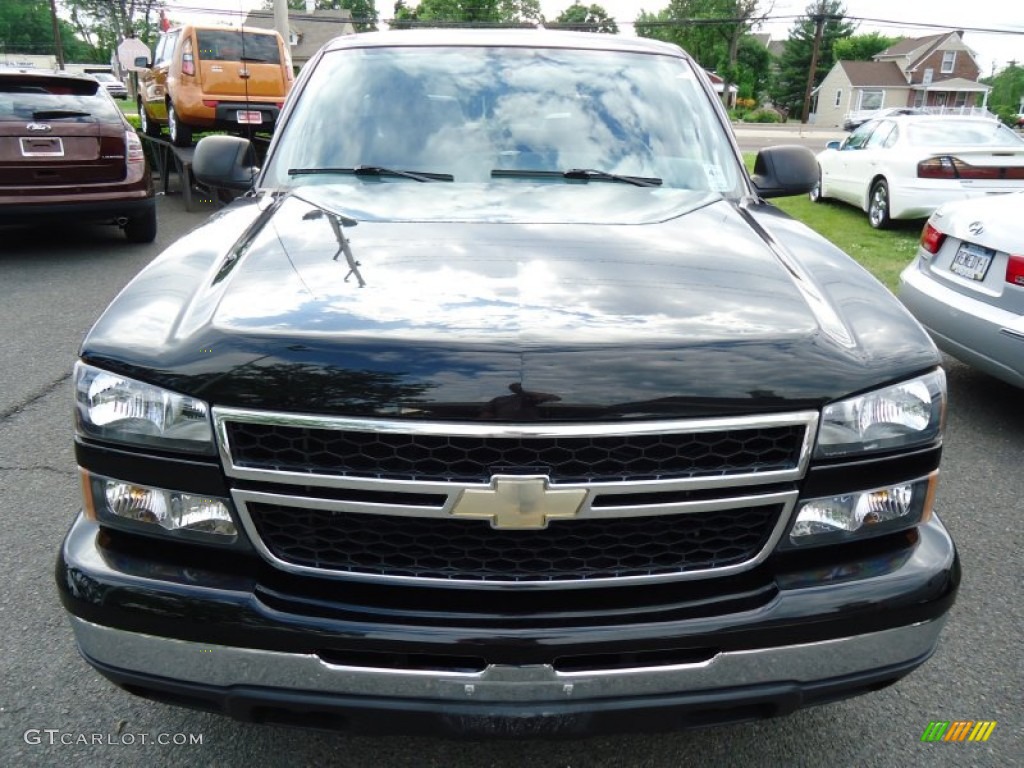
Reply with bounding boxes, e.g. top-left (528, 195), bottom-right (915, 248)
top-left (451, 476), bottom-right (586, 530)
top-left (921, 721), bottom-right (996, 742)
